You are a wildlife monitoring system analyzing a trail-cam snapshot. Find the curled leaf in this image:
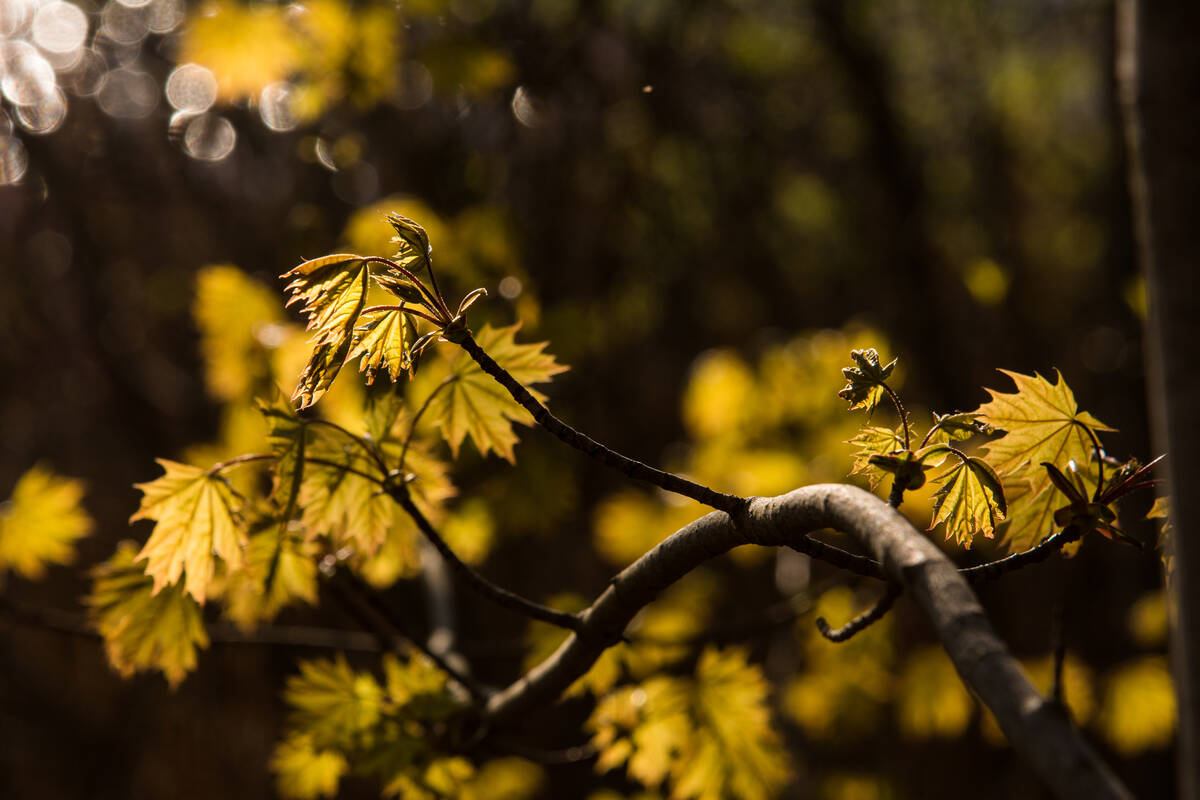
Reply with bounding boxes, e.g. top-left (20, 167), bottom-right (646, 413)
top-left (838, 348), bottom-right (897, 413)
